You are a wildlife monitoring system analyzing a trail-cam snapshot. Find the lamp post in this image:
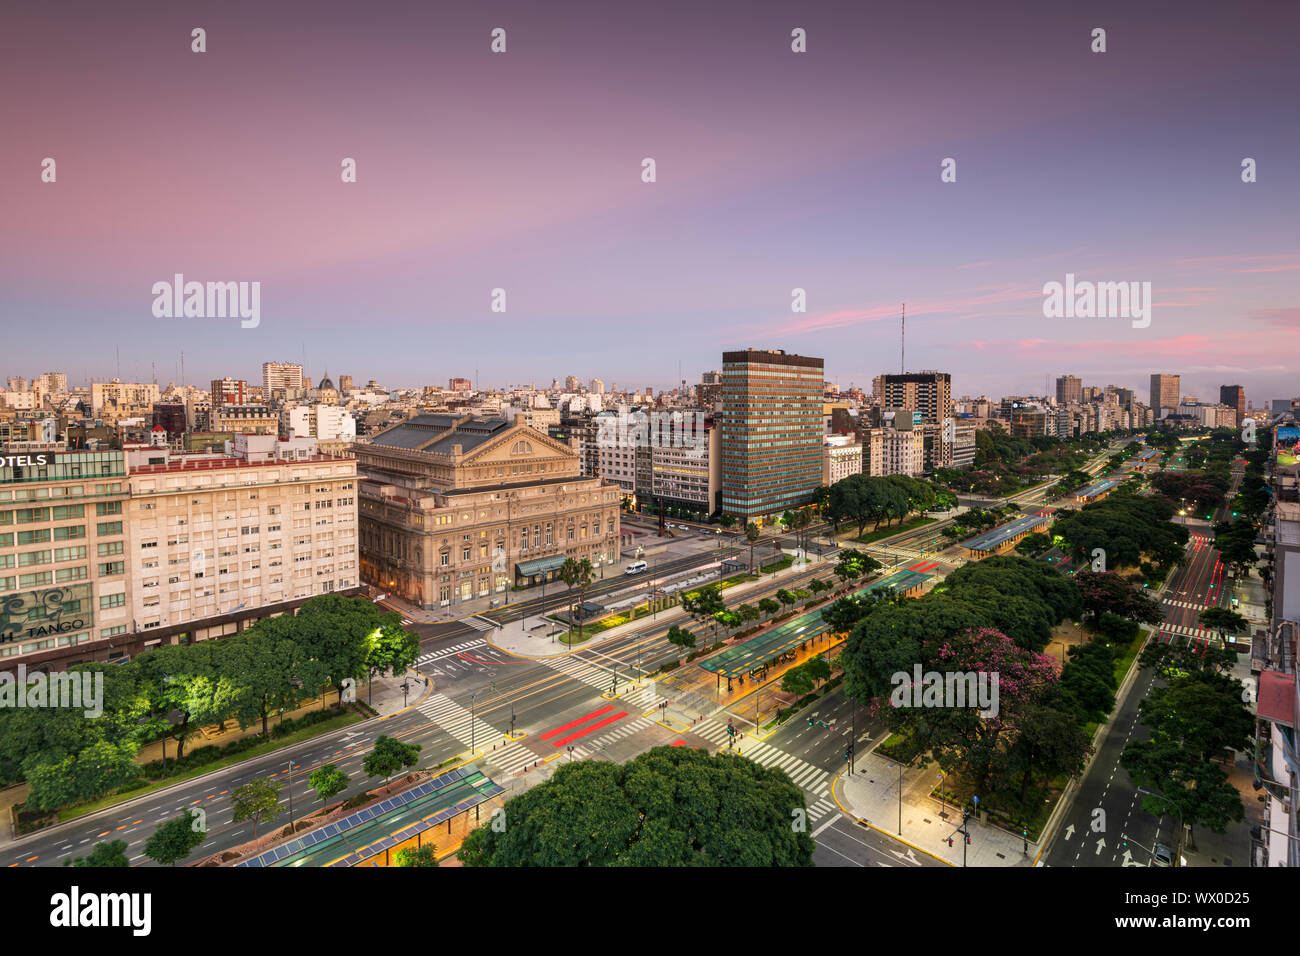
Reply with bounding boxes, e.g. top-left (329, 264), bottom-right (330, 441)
top-left (286, 760), bottom-right (295, 833)
top-left (1137, 787), bottom-right (1186, 863)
